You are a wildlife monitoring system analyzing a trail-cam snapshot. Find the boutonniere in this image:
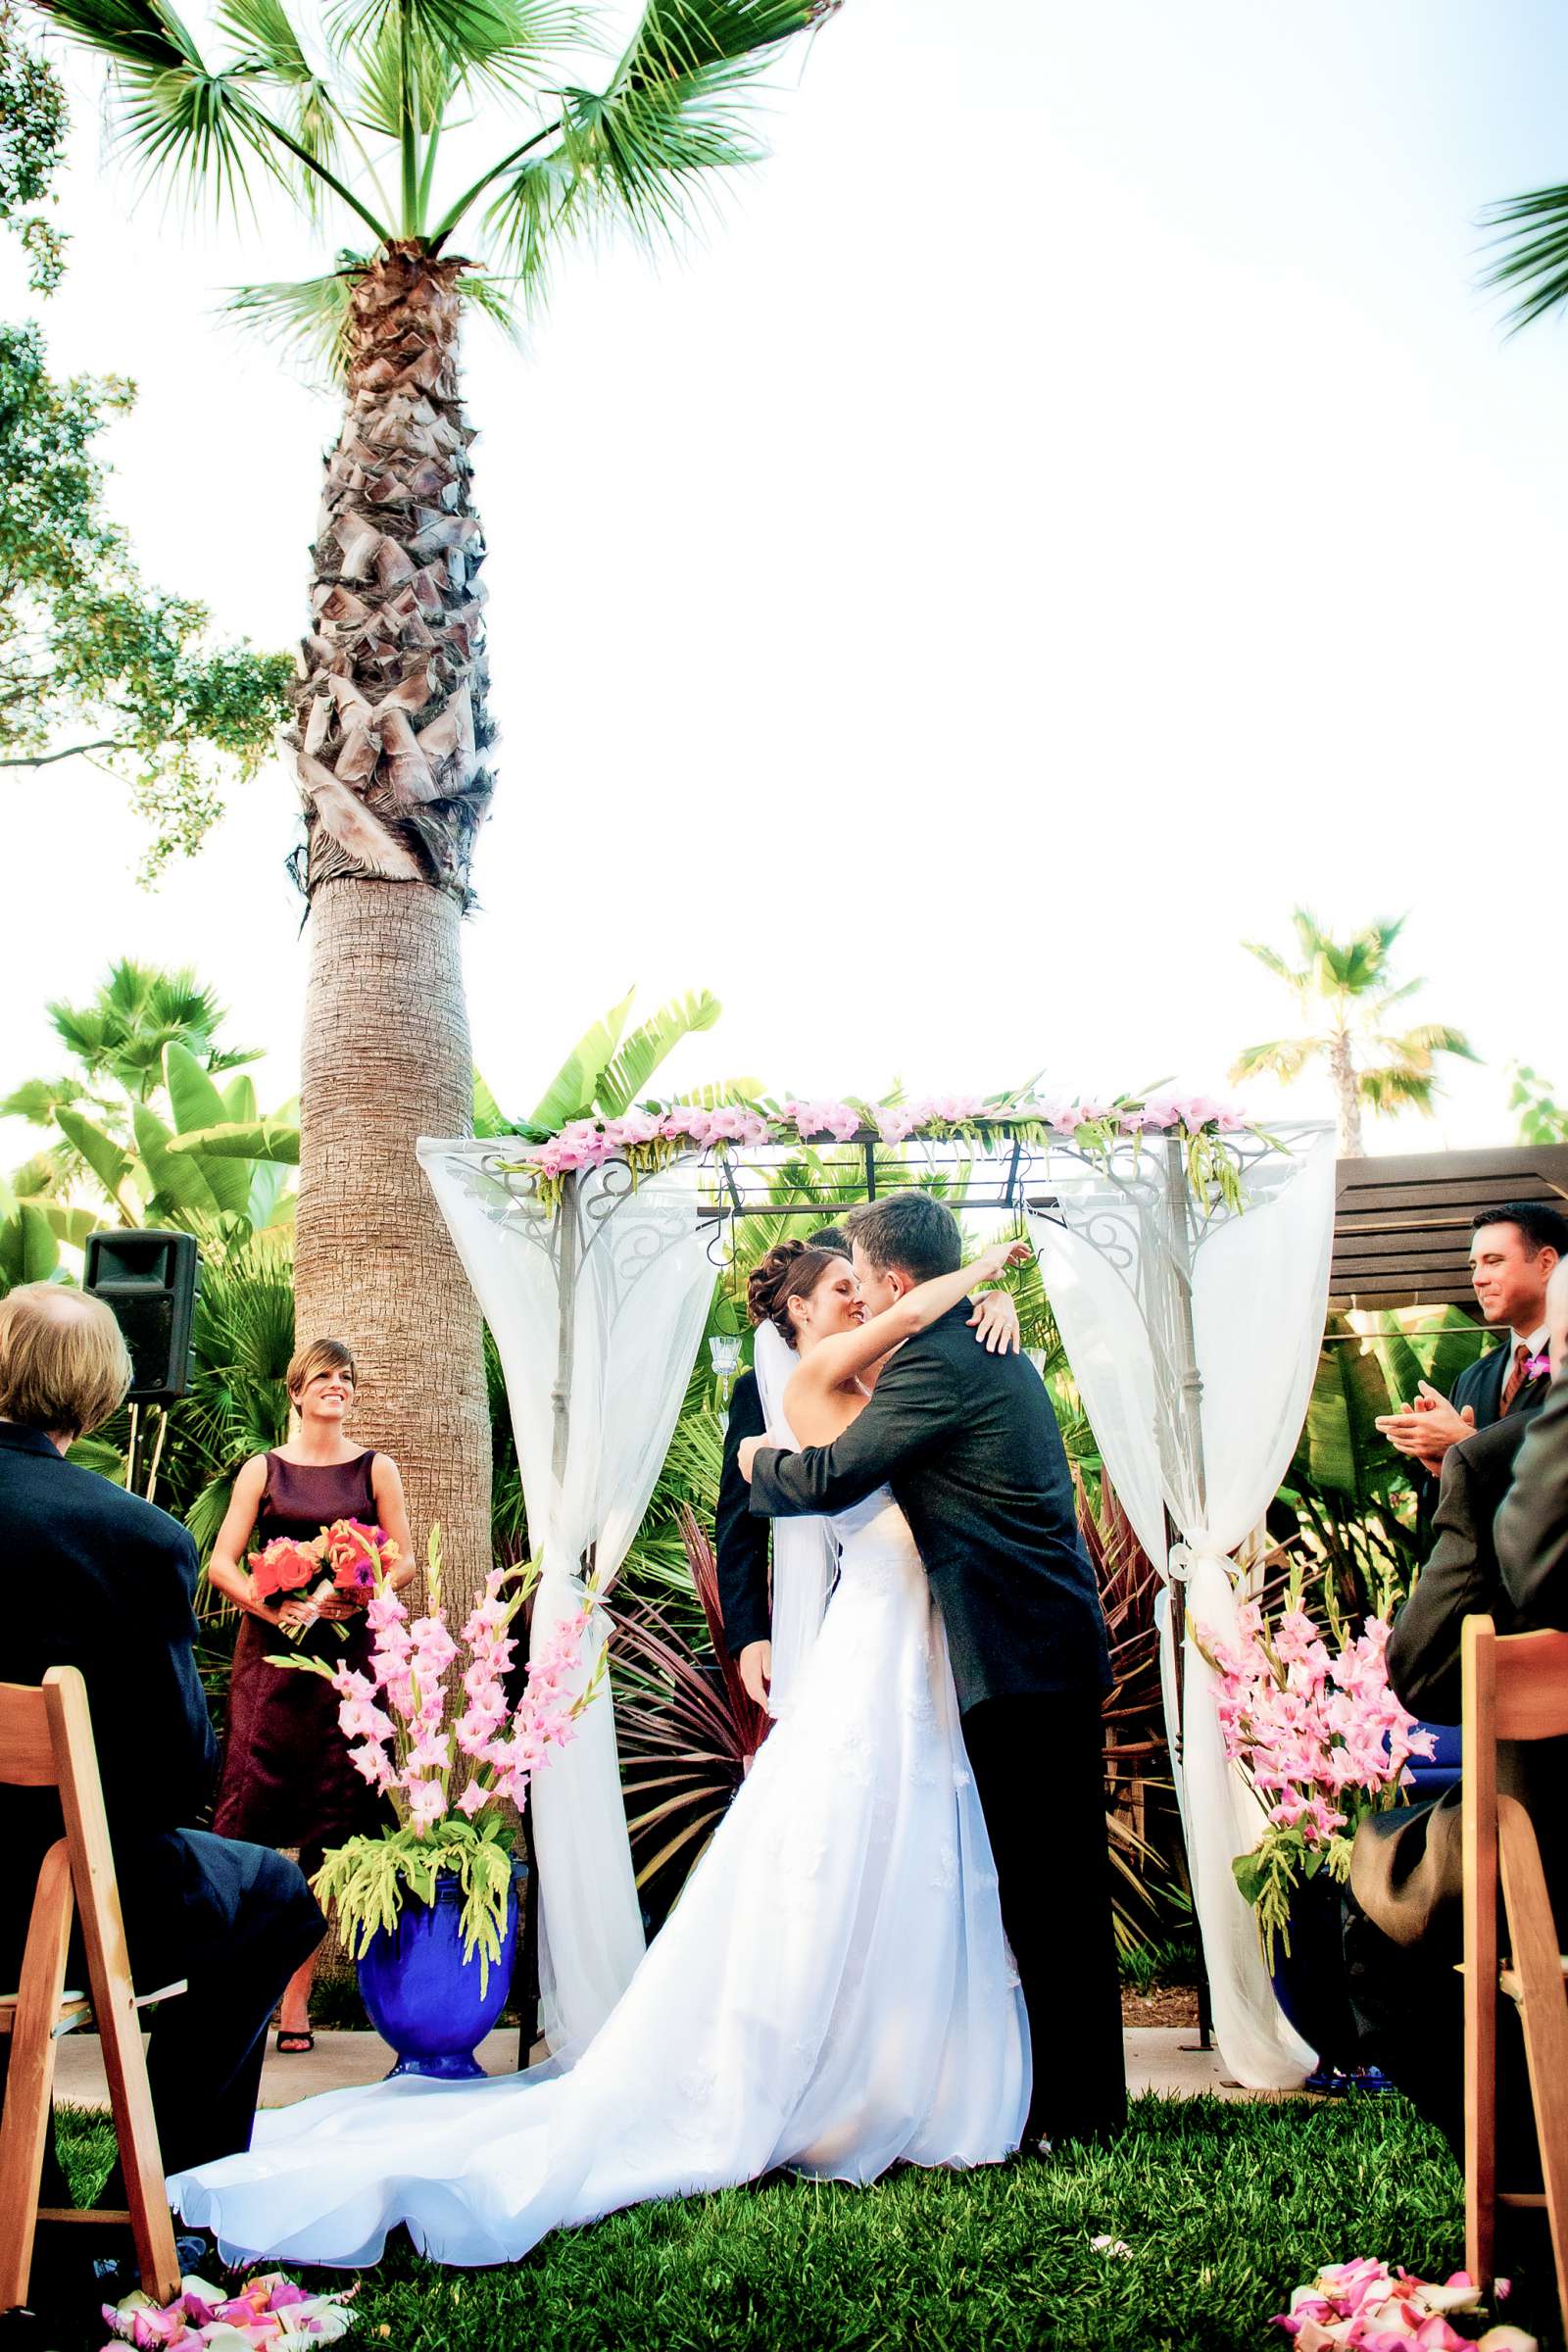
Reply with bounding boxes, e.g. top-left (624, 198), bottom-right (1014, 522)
top-left (1526, 1352), bottom-right (1551, 1381)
